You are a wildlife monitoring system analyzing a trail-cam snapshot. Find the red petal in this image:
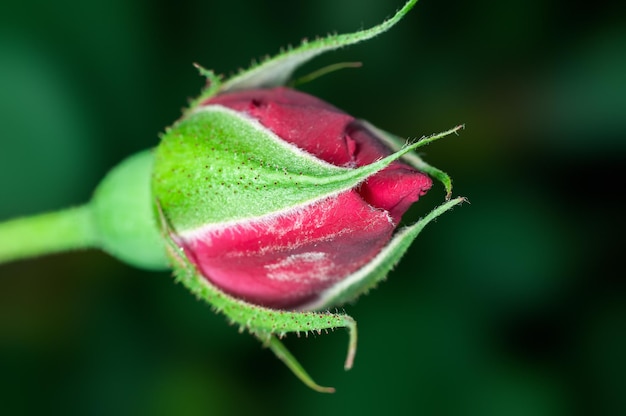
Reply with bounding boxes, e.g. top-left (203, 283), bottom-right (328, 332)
top-left (180, 191), bottom-right (394, 309)
top-left (358, 165), bottom-right (432, 223)
top-left (207, 87), bottom-right (433, 221)
top-left (191, 87), bottom-right (434, 308)
top-left (207, 87), bottom-right (356, 166)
